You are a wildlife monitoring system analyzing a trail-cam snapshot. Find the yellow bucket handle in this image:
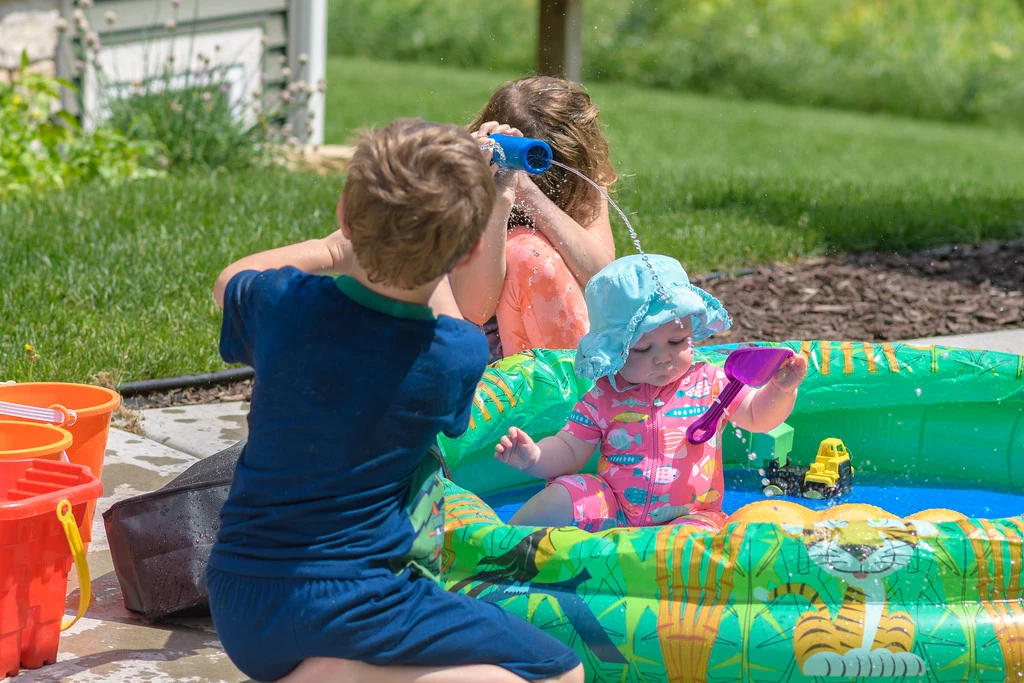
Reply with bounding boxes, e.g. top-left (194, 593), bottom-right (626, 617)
top-left (56, 499), bottom-right (91, 631)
